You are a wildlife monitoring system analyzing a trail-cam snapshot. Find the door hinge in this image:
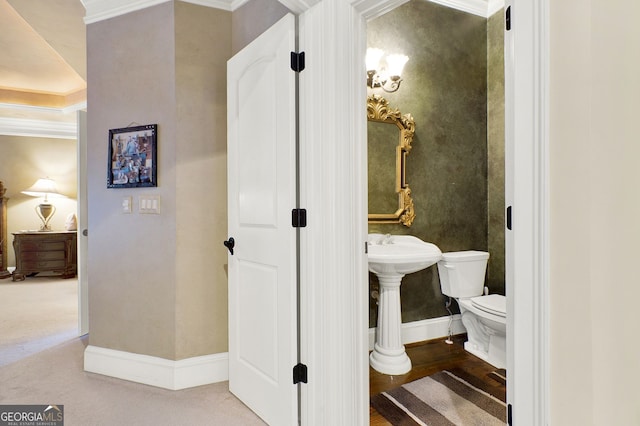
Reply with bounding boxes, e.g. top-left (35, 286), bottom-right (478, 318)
top-left (293, 363), bottom-right (307, 384)
top-left (292, 208), bottom-right (307, 228)
top-left (505, 6), bottom-right (511, 31)
top-left (291, 51), bottom-right (305, 72)
top-left (507, 403), bottom-right (513, 425)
